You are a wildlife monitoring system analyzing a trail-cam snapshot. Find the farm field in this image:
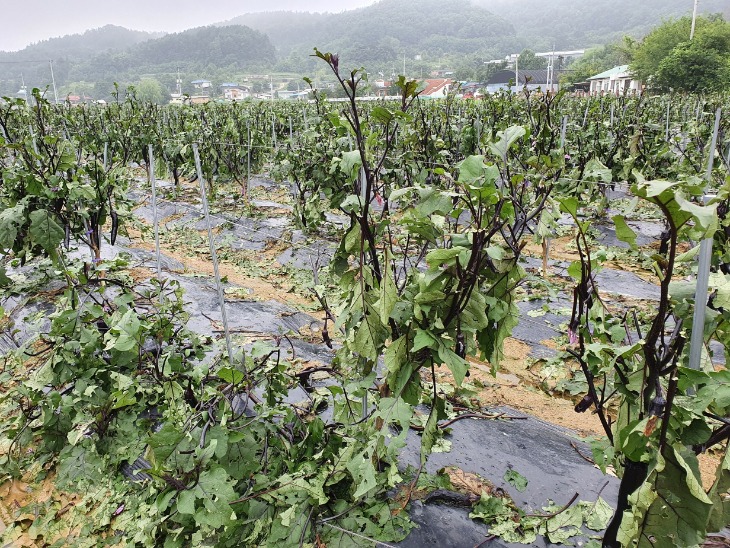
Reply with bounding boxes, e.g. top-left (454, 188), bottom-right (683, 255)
top-left (1, 67), bottom-right (730, 547)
